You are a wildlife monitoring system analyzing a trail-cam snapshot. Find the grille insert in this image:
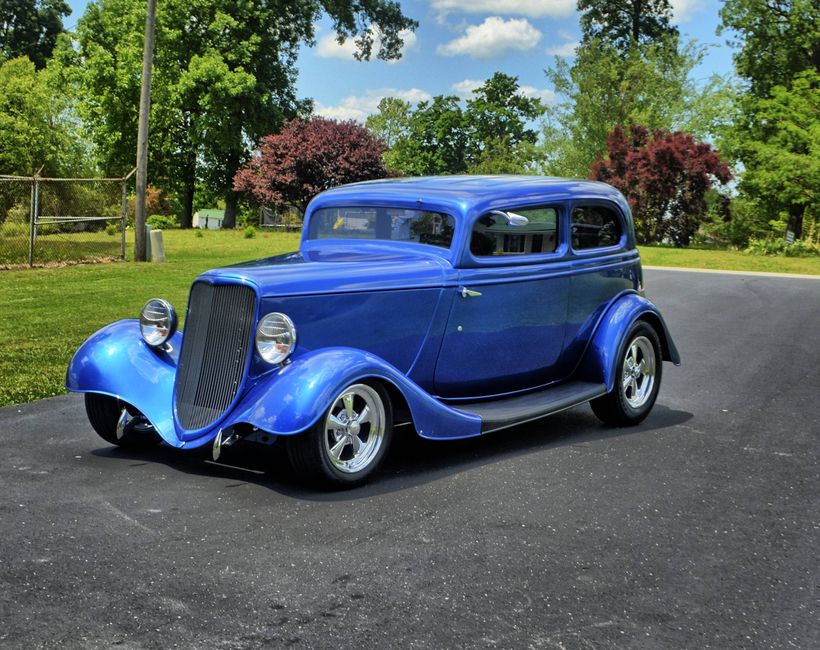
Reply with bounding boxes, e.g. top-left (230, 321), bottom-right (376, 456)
top-left (174, 282), bottom-right (256, 430)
